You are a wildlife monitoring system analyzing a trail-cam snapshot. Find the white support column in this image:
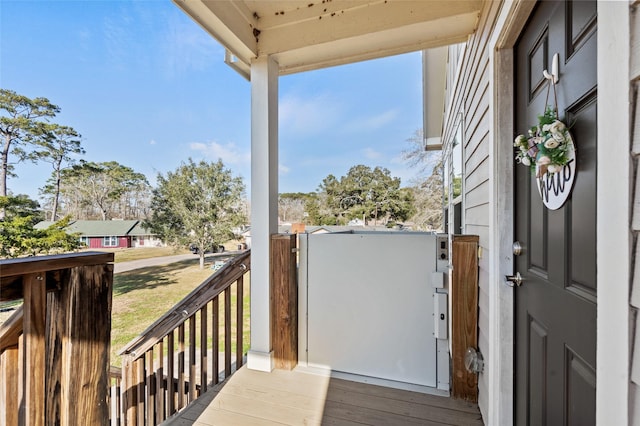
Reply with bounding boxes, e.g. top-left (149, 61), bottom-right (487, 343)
top-left (247, 55), bottom-right (279, 372)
